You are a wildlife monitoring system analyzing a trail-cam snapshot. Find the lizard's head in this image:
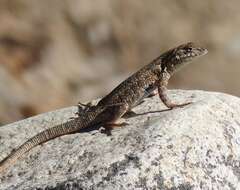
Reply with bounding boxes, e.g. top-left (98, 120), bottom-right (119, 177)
top-left (160, 42), bottom-right (208, 73)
